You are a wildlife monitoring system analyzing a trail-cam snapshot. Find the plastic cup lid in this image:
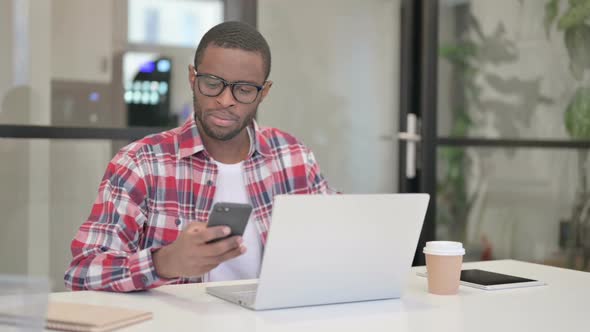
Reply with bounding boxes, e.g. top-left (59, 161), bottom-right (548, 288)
top-left (423, 241), bottom-right (465, 256)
